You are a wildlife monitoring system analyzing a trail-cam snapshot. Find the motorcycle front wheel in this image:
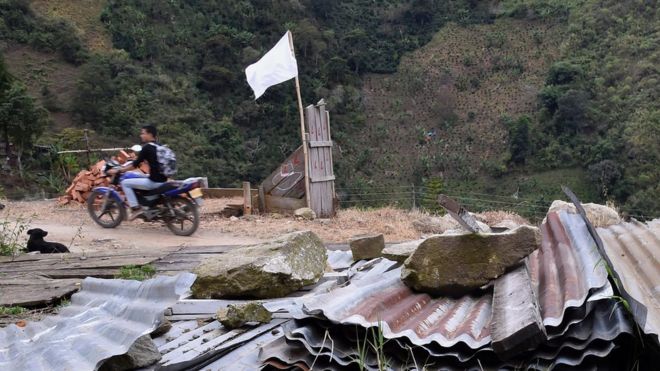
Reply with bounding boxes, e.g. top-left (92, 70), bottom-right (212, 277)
top-left (87, 190), bottom-right (126, 228)
top-left (165, 197), bottom-right (200, 236)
